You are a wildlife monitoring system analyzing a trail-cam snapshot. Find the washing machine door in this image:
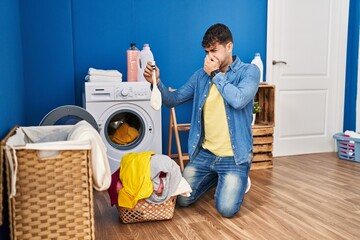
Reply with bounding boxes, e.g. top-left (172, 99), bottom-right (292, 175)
top-left (98, 102), bottom-right (161, 172)
top-left (39, 105), bottom-right (98, 130)
top-left (104, 108), bottom-right (146, 151)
